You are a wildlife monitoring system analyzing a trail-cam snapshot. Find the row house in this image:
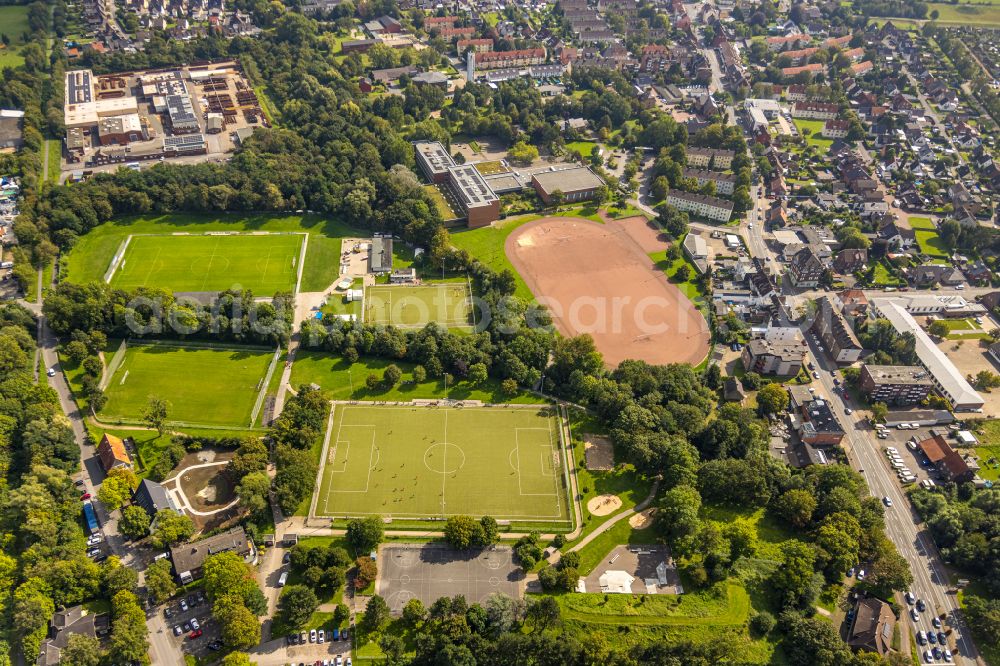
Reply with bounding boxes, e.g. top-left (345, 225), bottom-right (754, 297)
top-left (782, 63), bottom-right (825, 79)
top-left (473, 48), bottom-right (546, 70)
top-left (792, 101), bottom-right (839, 120)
